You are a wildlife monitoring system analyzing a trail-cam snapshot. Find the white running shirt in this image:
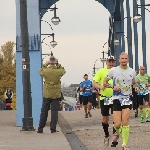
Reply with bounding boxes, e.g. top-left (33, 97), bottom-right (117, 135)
top-left (106, 66), bottom-right (136, 100)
